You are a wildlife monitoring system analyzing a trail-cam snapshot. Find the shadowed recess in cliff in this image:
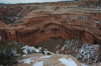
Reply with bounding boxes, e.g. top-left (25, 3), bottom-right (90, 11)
top-left (36, 37), bottom-right (100, 64)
